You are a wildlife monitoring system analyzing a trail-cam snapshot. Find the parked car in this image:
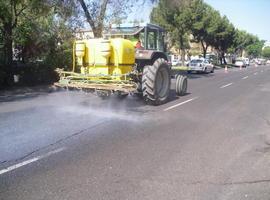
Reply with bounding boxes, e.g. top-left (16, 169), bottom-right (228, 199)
top-left (243, 58), bottom-right (250, 66)
top-left (235, 59), bottom-right (247, 68)
top-left (187, 59), bottom-right (214, 73)
top-left (255, 58), bottom-right (266, 65)
top-left (255, 59), bottom-right (262, 65)
top-left (171, 59), bottom-right (180, 66)
top-left (266, 60), bottom-right (270, 65)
